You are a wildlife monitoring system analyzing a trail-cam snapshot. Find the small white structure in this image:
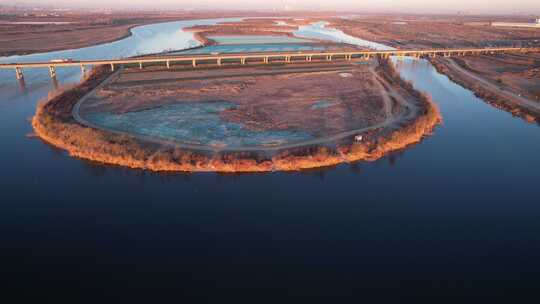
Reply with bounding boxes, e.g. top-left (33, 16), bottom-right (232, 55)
top-left (492, 19), bottom-right (540, 28)
top-left (50, 58), bottom-right (73, 63)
